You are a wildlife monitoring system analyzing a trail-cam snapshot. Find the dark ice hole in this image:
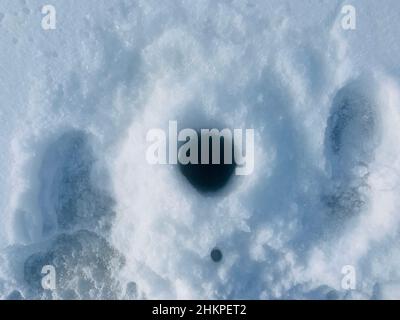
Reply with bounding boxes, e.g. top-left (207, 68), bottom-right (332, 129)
top-left (178, 131), bottom-right (236, 193)
top-left (210, 248), bottom-right (223, 263)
